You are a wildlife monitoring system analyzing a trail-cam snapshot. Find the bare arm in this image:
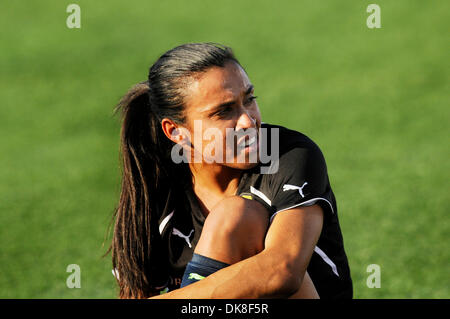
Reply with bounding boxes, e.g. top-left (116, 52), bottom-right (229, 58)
top-left (151, 204), bottom-right (323, 299)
